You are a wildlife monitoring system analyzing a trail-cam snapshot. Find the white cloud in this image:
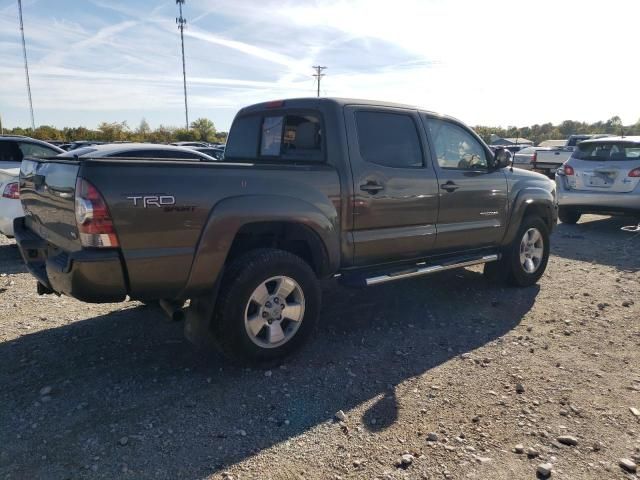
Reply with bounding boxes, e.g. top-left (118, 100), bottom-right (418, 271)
top-left (1, 0), bottom-right (639, 129)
